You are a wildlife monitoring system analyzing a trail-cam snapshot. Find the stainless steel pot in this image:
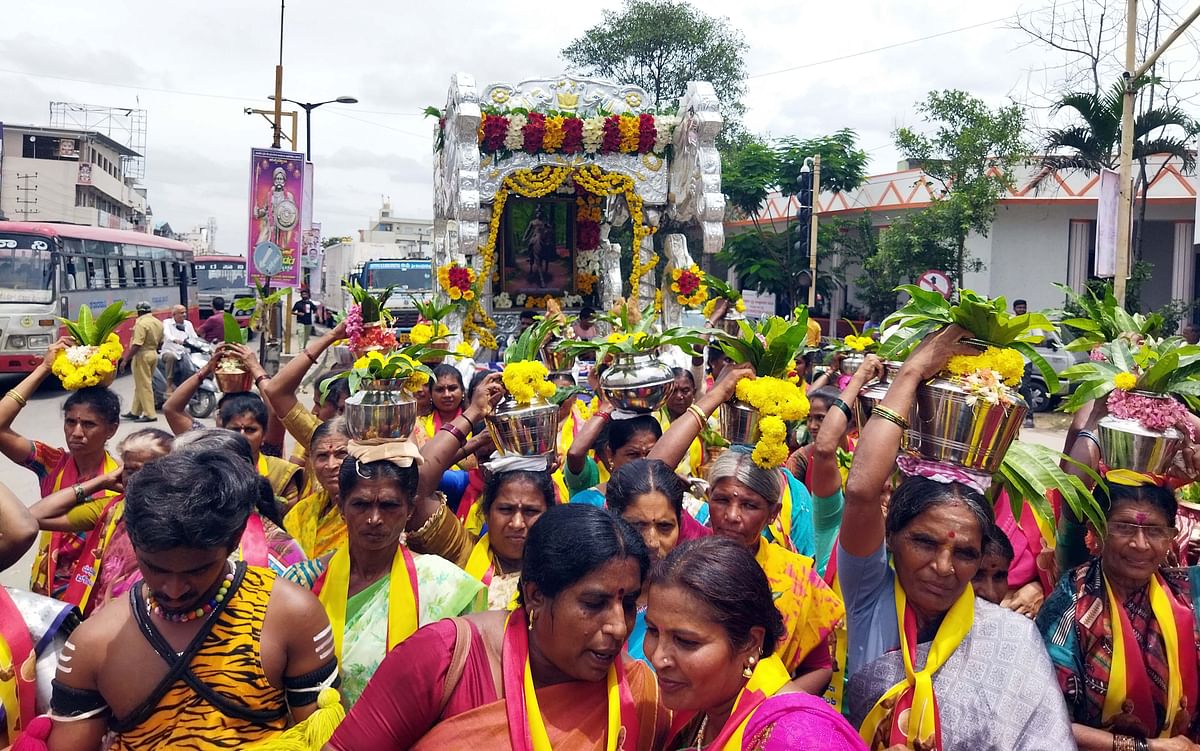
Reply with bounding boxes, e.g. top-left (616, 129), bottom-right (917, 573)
top-left (840, 354), bottom-right (865, 376)
top-left (485, 396), bottom-right (560, 458)
top-left (343, 378), bottom-right (418, 441)
top-left (1097, 412), bottom-right (1183, 475)
top-left (720, 399), bottom-right (760, 448)
top-left (599, 352), bottom-right (675, 413)
top-left (906, 376), bottom-right (1026, 473)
